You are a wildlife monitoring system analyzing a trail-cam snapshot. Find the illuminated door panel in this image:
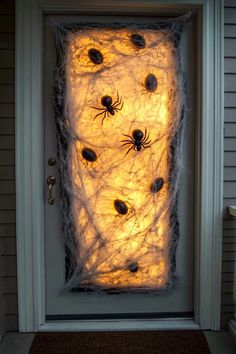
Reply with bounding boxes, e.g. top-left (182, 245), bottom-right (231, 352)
top-left (56, 25), bottom-right (182, 290)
